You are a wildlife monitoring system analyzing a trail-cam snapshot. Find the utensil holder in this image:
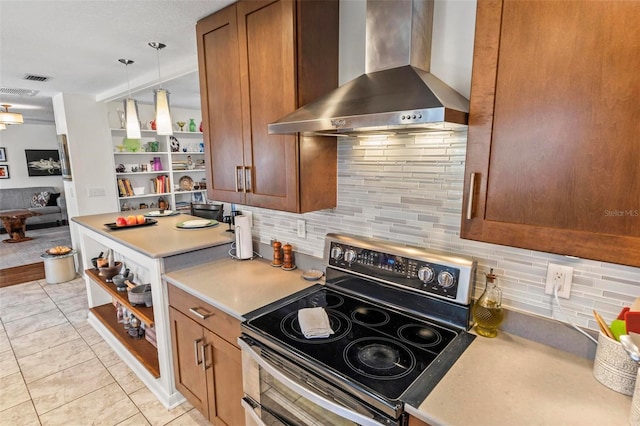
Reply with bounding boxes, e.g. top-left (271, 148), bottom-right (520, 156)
top-left (593, 331), bottom-right (638, 395)
top-left (631, 369), bottom-right (640, 425)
